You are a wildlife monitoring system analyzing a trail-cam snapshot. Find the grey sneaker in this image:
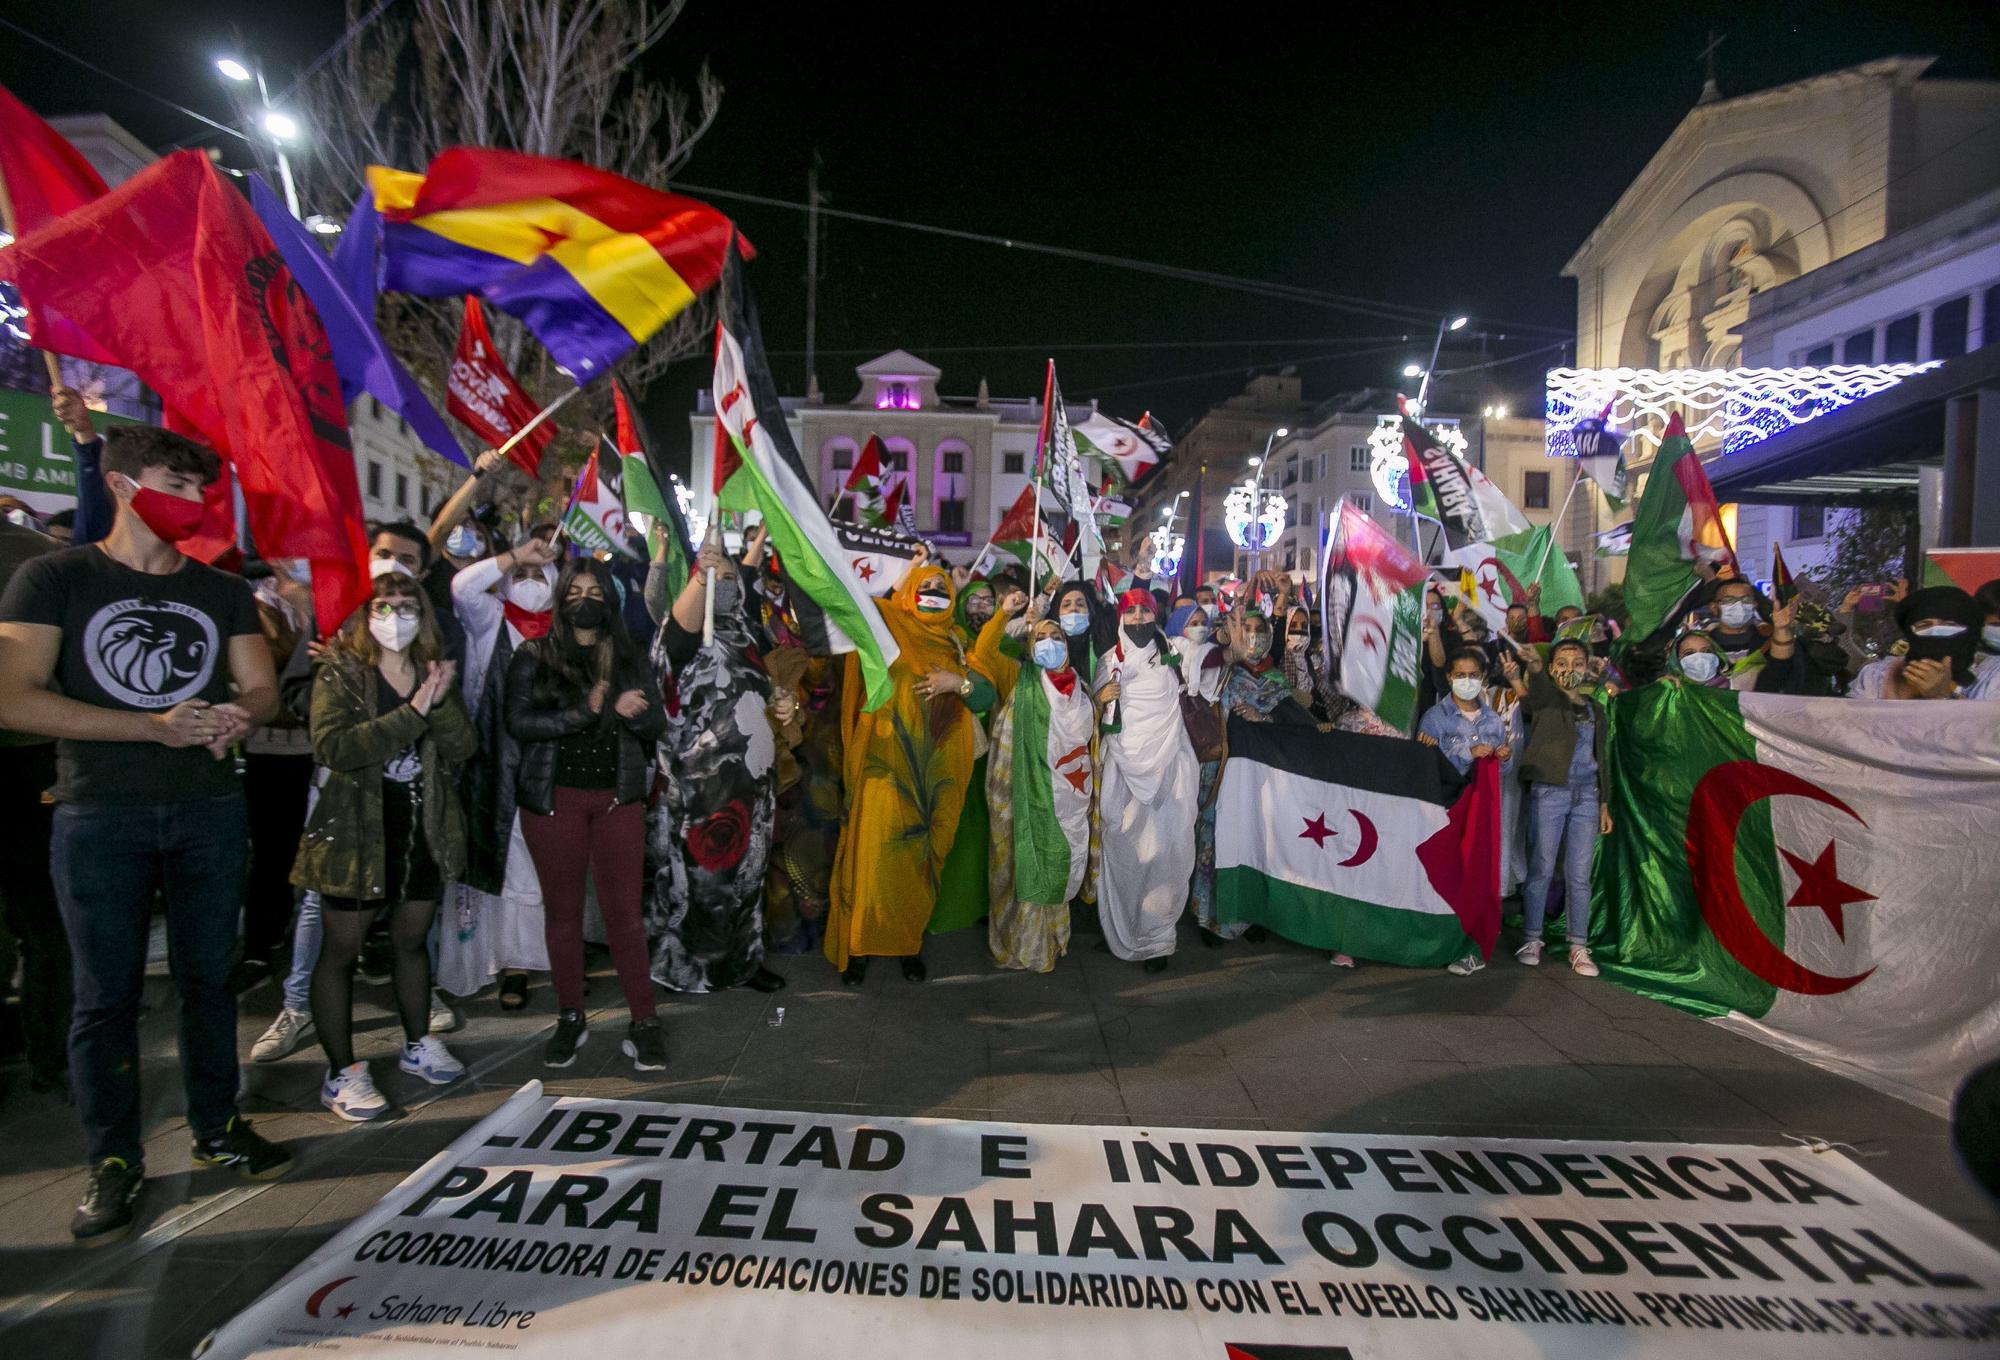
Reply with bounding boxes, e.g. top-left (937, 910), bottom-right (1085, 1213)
top-left (427, 989), bottom-right (459, 1035)
top-left (544, 1010), bottom-right (588, 1068)
top-left (1446, 953), bottom-right (1486, 976)
top-left (71, 1157), bottom-right (144, 1246)
top-left (250, 1008), bottom-right (315, 1063)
